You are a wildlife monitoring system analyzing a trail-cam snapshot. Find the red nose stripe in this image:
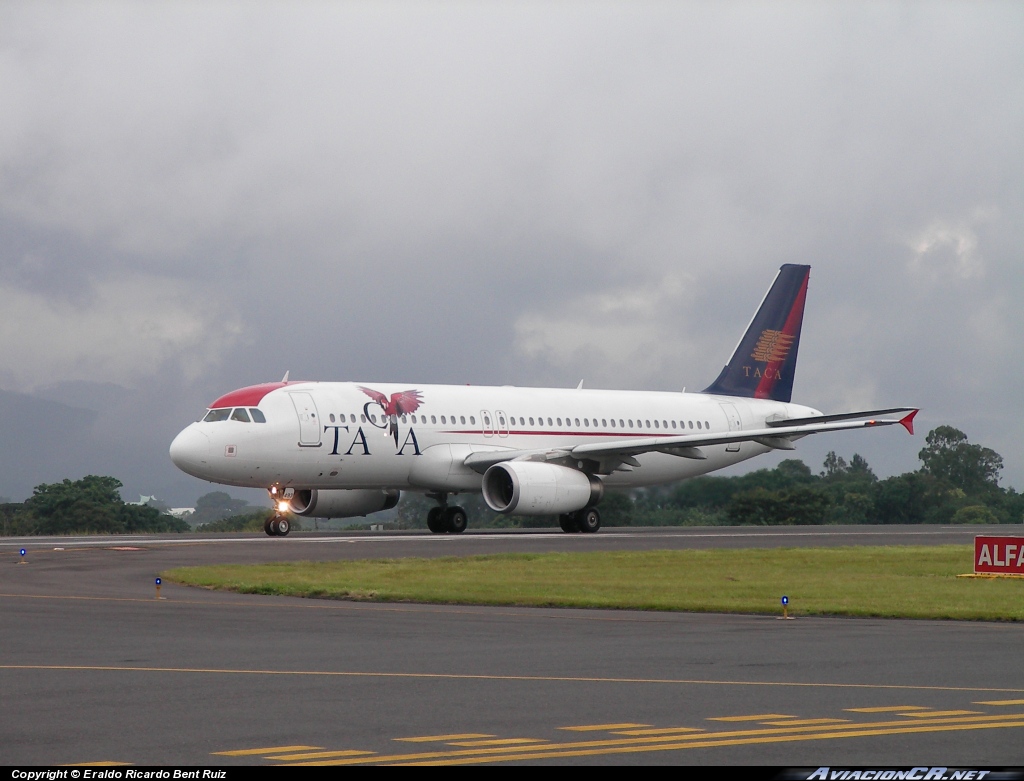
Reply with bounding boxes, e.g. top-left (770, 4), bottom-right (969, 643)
top-left (209, 382), bottom-right (297, 409)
